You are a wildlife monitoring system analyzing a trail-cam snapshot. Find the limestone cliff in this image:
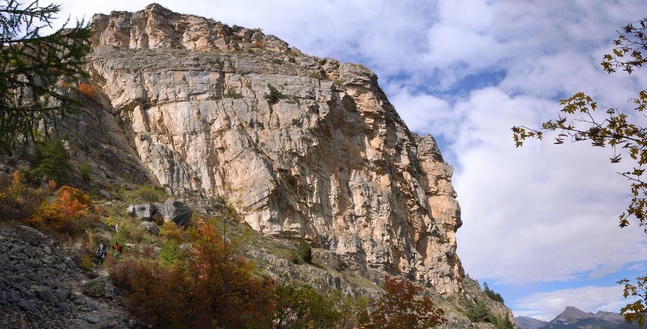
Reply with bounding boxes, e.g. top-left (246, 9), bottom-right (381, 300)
top-left (86, 3), bottom-right (463, 294)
